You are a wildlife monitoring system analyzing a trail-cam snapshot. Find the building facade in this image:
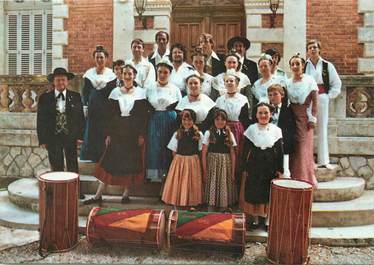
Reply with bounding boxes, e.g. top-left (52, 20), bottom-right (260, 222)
top-left (0, 0), bottom-right (373, 75)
